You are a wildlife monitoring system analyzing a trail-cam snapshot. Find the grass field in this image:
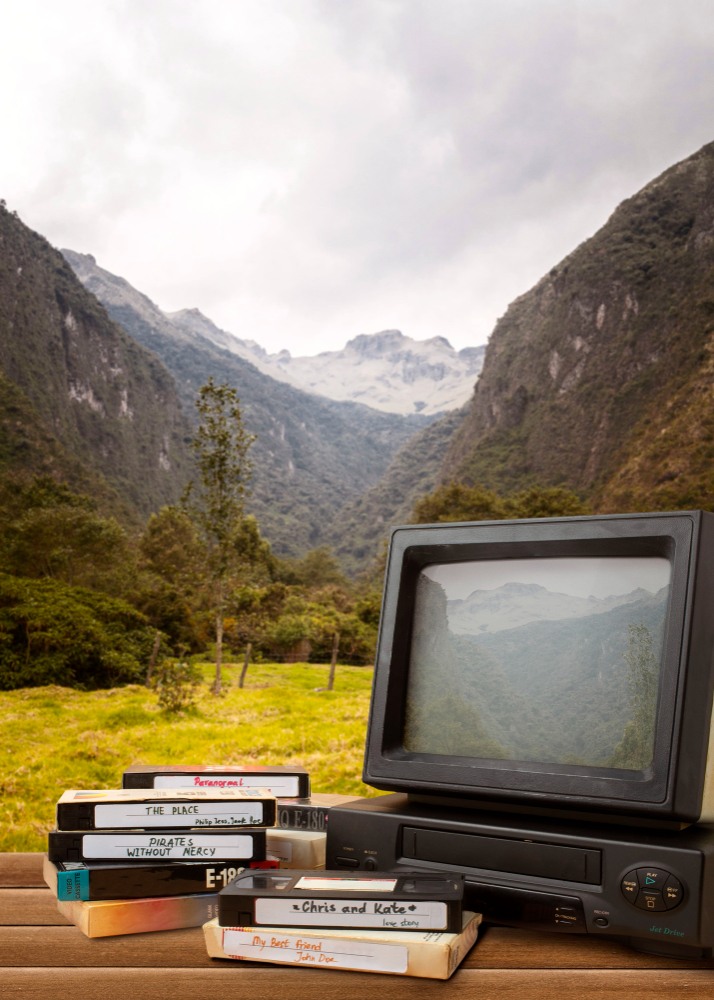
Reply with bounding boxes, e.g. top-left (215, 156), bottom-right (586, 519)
top-left (0, 661), bottom-right (380, 852)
